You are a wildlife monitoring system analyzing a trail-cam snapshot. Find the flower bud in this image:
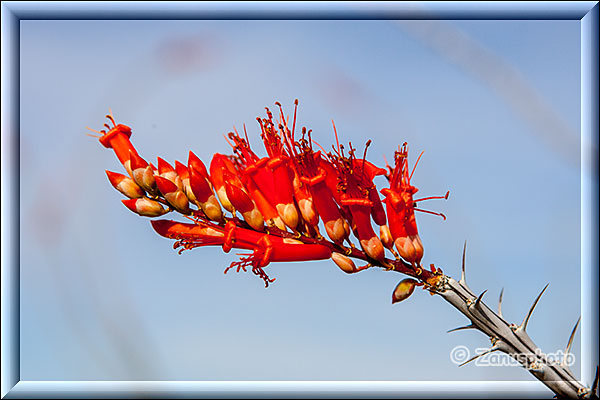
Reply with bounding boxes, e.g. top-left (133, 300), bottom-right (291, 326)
top-left (359, 236), bottom-right (385, 262)
top-left (331, 252), bottom-right (358, 274)
top-left (188, 150), bottom-right (209, 180)
top-left (379, 224), bottom-right (394, 250)
top-left (129, 150), bottom-right (157, 195)
top-left (157, 157), bottom-right (183, 190)
top-left (155, 175), bottom-right (190, 213)
top-left (106, 170), bottom-right (145, 199)
top-left (122, 198), bottom-right (167, 217)
top-left (392, 278), bottom-right (418, 304)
